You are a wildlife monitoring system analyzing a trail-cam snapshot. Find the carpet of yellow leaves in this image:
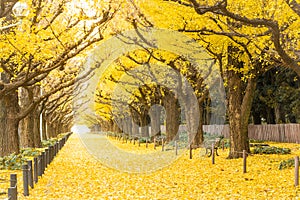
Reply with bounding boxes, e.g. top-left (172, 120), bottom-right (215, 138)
top-left (17, 133), bottom-right (300, 199)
